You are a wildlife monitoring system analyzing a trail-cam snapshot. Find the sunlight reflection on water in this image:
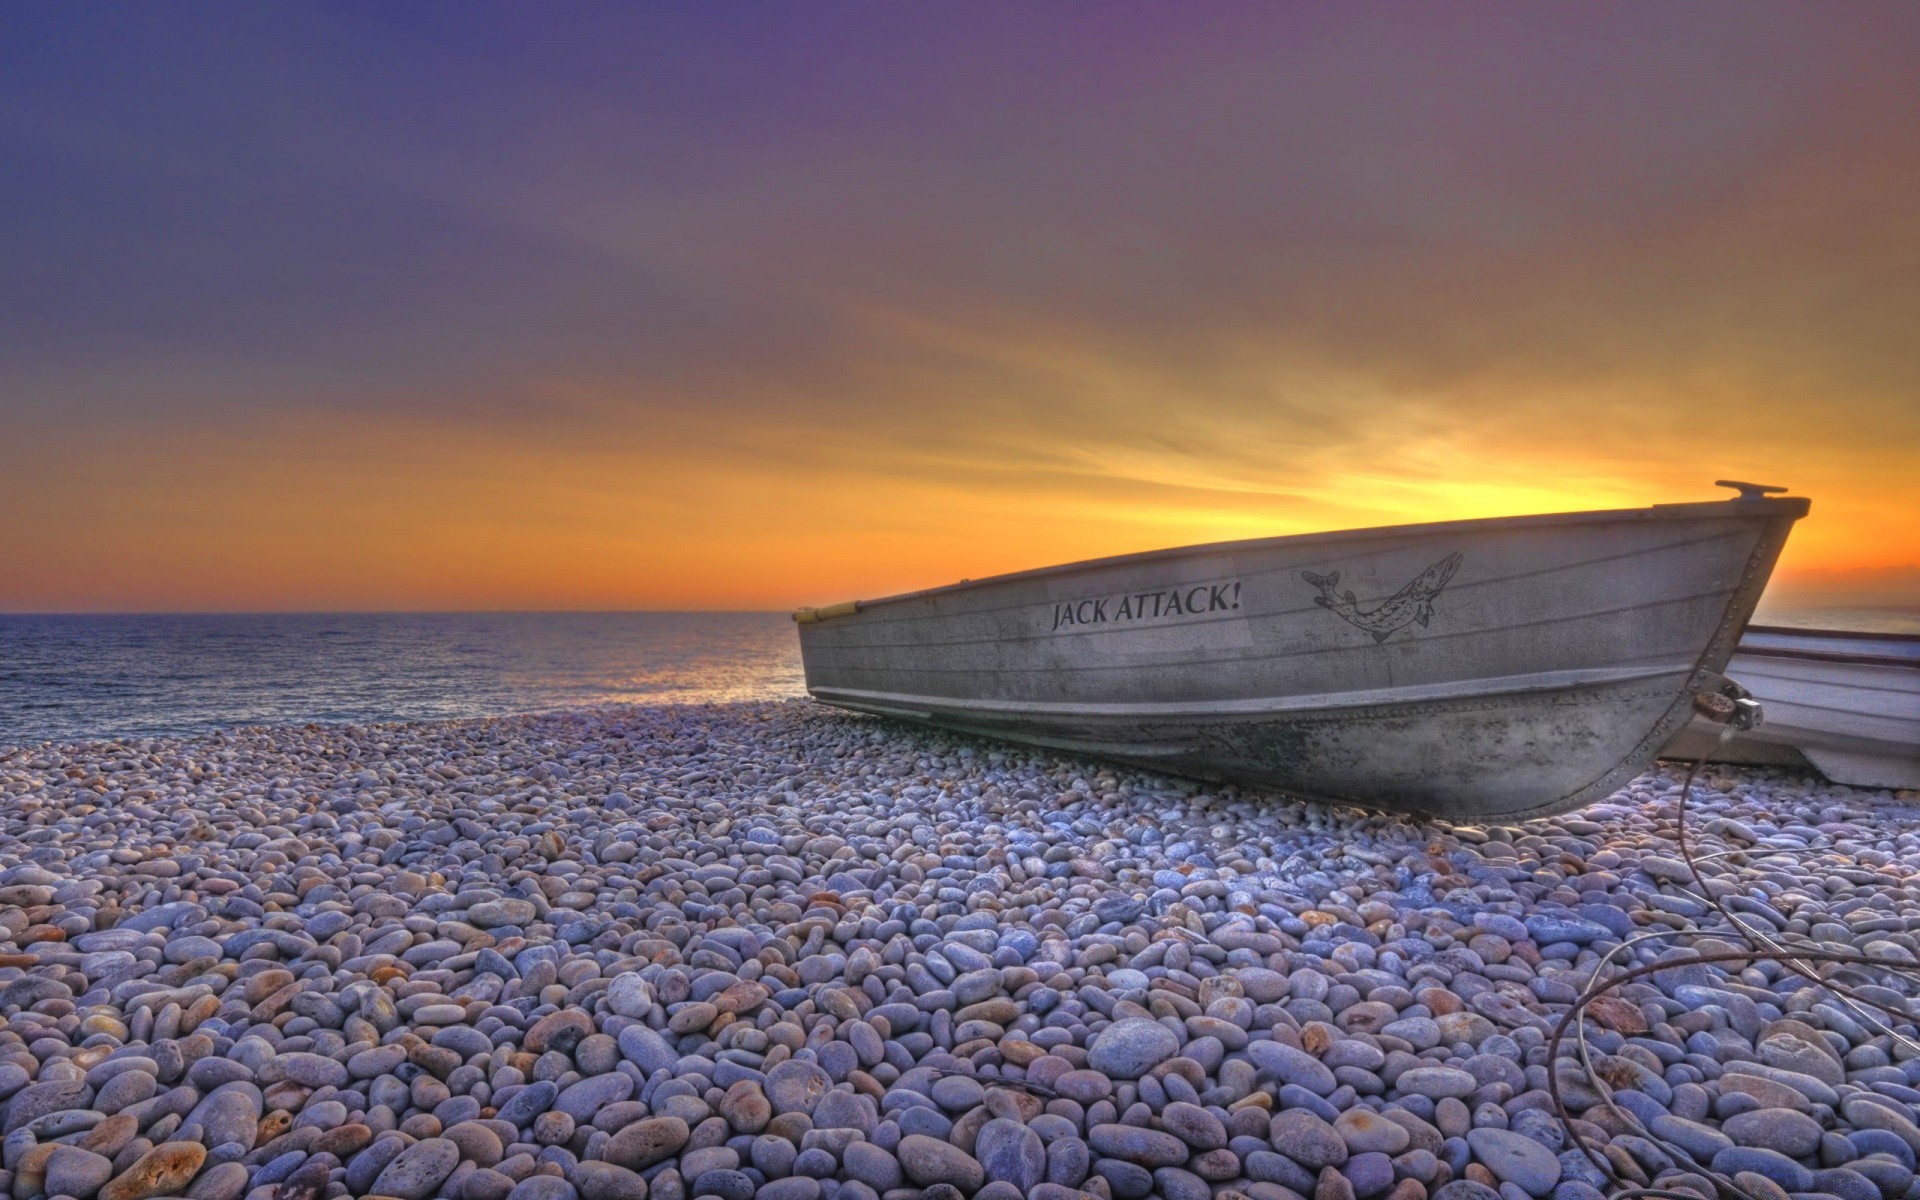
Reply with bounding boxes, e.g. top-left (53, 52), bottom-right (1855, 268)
top-left (0, 612), bottom-right (804, 747)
